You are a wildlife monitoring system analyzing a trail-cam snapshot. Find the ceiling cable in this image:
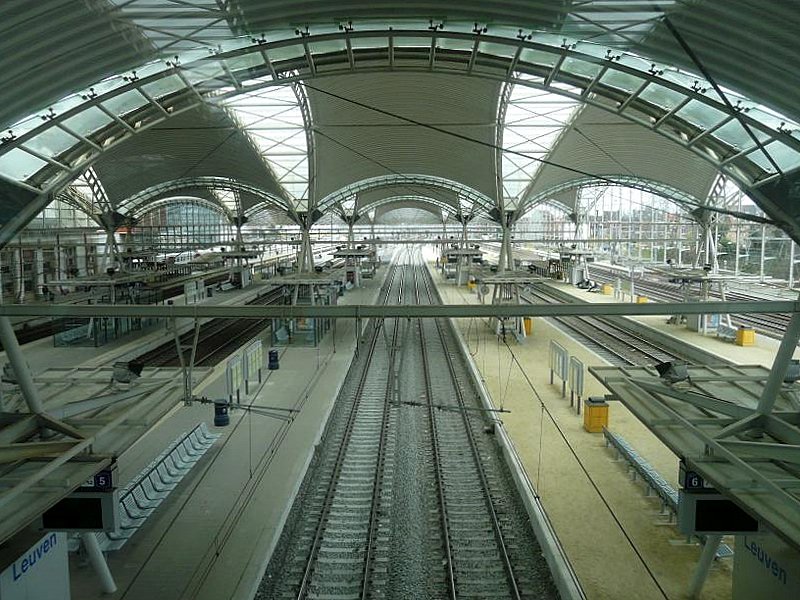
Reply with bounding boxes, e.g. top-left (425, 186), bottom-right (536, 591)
top-left (302, 83), bottom-right (774, 225)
